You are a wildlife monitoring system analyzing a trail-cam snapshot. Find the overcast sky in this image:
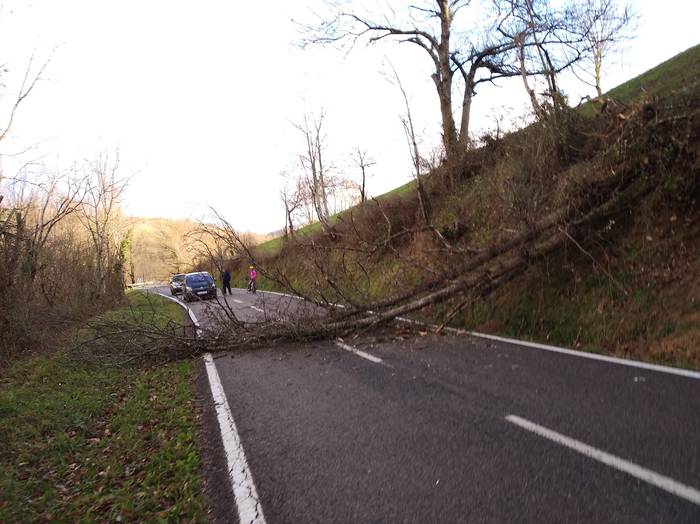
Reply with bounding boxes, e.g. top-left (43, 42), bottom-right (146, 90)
top-left (0, 0), bottom-right (698, 233)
